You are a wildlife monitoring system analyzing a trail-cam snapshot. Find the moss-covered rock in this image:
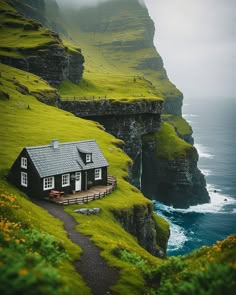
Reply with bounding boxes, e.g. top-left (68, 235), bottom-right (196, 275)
top-left (163, 114), bottom-right (194, 144)
top-left (0, 0), bottom-right (84, 85)
top-left (142, 123), bottom-right (209, 208)
top-left (112, 202), bottom-right (169, 257)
